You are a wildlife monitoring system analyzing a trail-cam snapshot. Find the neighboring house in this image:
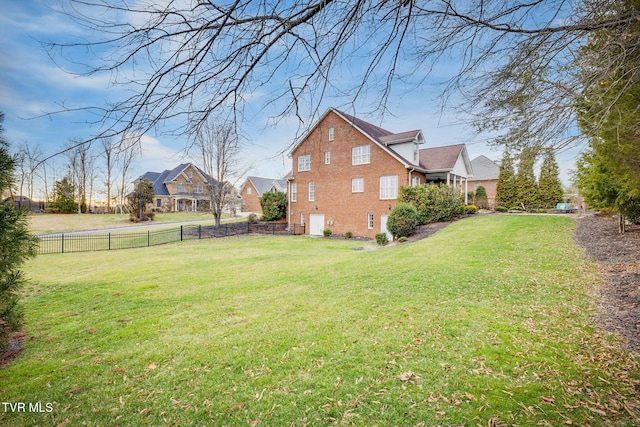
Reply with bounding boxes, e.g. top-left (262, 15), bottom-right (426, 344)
top-left (240, 176), bottom-right (288, 212)
top-left (469, 155), bottom-right (500, 208)
top-left (287, 107), bottom-right (473, 238)
top-left (139, 163), bottom-right (216, 212)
